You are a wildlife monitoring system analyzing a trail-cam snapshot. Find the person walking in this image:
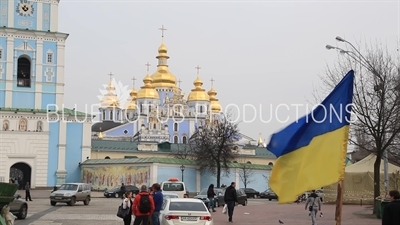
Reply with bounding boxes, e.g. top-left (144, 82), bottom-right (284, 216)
top-left (120, 183), bottom-right (126, 199)
top-left (151, 183), bottom-right (163, 225)
top-left (382, 190), bottom-right (400, 225)
top-left (207, 184), bottom-right (216, 212)
top-left (122, 191), bottom-right (133, 225)
top-left (224, 182), bottom-right (238, 223)
top-left (132, 185), bottom-right (154, 225)
top-left (25, 182), bottom-right (32, 201)
top-left (305, 190), bottom-right (321, 225)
